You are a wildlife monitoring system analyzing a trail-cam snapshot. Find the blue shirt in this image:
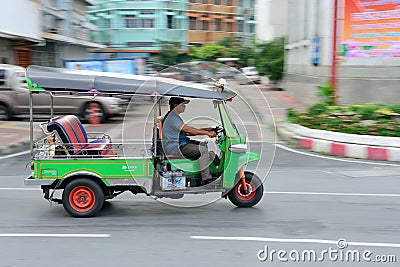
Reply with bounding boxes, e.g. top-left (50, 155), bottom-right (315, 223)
top-left (162, 111), bottom-right (190, 154)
